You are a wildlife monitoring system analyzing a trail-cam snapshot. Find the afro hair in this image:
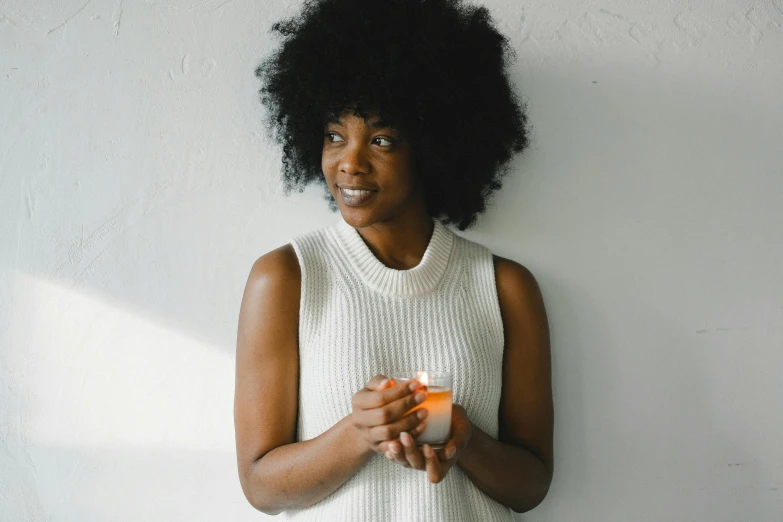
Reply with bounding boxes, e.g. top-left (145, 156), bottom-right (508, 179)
top-left (255, 0), bottom-right (529, 230)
